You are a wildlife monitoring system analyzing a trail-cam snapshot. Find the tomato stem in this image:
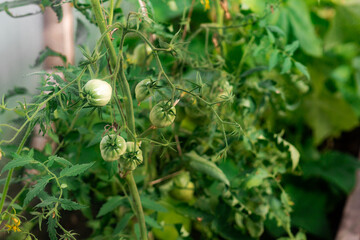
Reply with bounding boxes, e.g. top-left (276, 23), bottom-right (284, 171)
top-left (89, 1), bottom-right (148, 239)
top-left (0, 123), bottom-right (33, 220)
